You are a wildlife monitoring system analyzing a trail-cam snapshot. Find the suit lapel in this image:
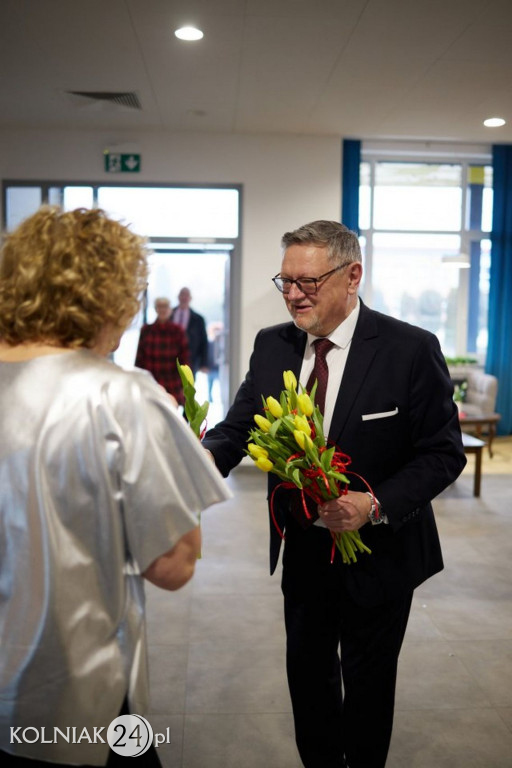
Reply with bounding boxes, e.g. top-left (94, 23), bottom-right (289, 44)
top-left (273, 324), bottom-right (307, 391)
top-left (268, 312), bottom-right (379, 442)
top-left (329, 303), bottom-right (379, 442)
